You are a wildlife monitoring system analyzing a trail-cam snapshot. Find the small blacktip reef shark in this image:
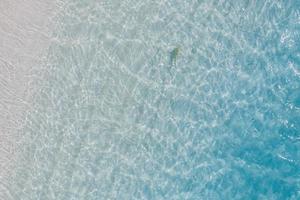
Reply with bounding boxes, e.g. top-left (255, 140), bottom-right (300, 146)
top-left (170, 47), bottom-right (180, 66)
